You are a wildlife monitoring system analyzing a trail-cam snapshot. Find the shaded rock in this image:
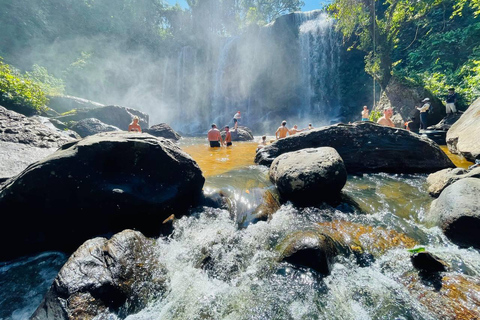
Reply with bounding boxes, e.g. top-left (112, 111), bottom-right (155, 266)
top-left (427, 112), bottom-right (463, 131)
top-left (426, 167), bottom-right (480, 197)
top-left (55, 105), bottom-right (149, 131)
top-left (427, 178), bottom-right (480, 249)
top-left (411, 251), bottom-right (448, 273)
top-left (0, 106), bottom-right (78, 179)
top-left (276, 230), bottom-right (338, 275)
top-left (144, 123), bottom-right (181, 141)
top-left (47, 94), bottom-right (105, 114)
top-left (255, 122), bottom-right (455, 174)
top-left (0, 131), bottom-right (205, 261)
top-left (70, 118), bottom-right (121, 137)
top-left (446, 97), bottom-right (480, 162)
top-left (30, 229), bottom-right (167, 320)
top-left (269, 147), bottom-right (347, 206)
top-left (375, 76), bottom-right (445, 130)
